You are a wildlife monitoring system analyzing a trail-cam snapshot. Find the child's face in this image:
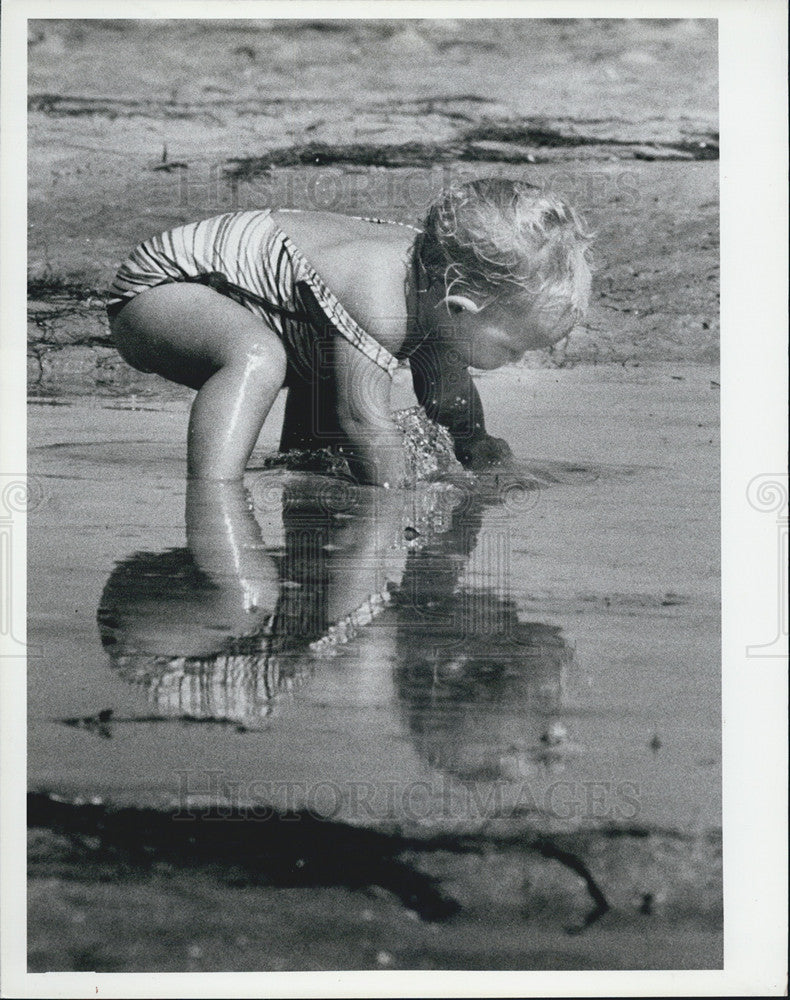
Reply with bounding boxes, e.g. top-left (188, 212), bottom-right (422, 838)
top-left (440, 294), bottom-right (575, 370)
